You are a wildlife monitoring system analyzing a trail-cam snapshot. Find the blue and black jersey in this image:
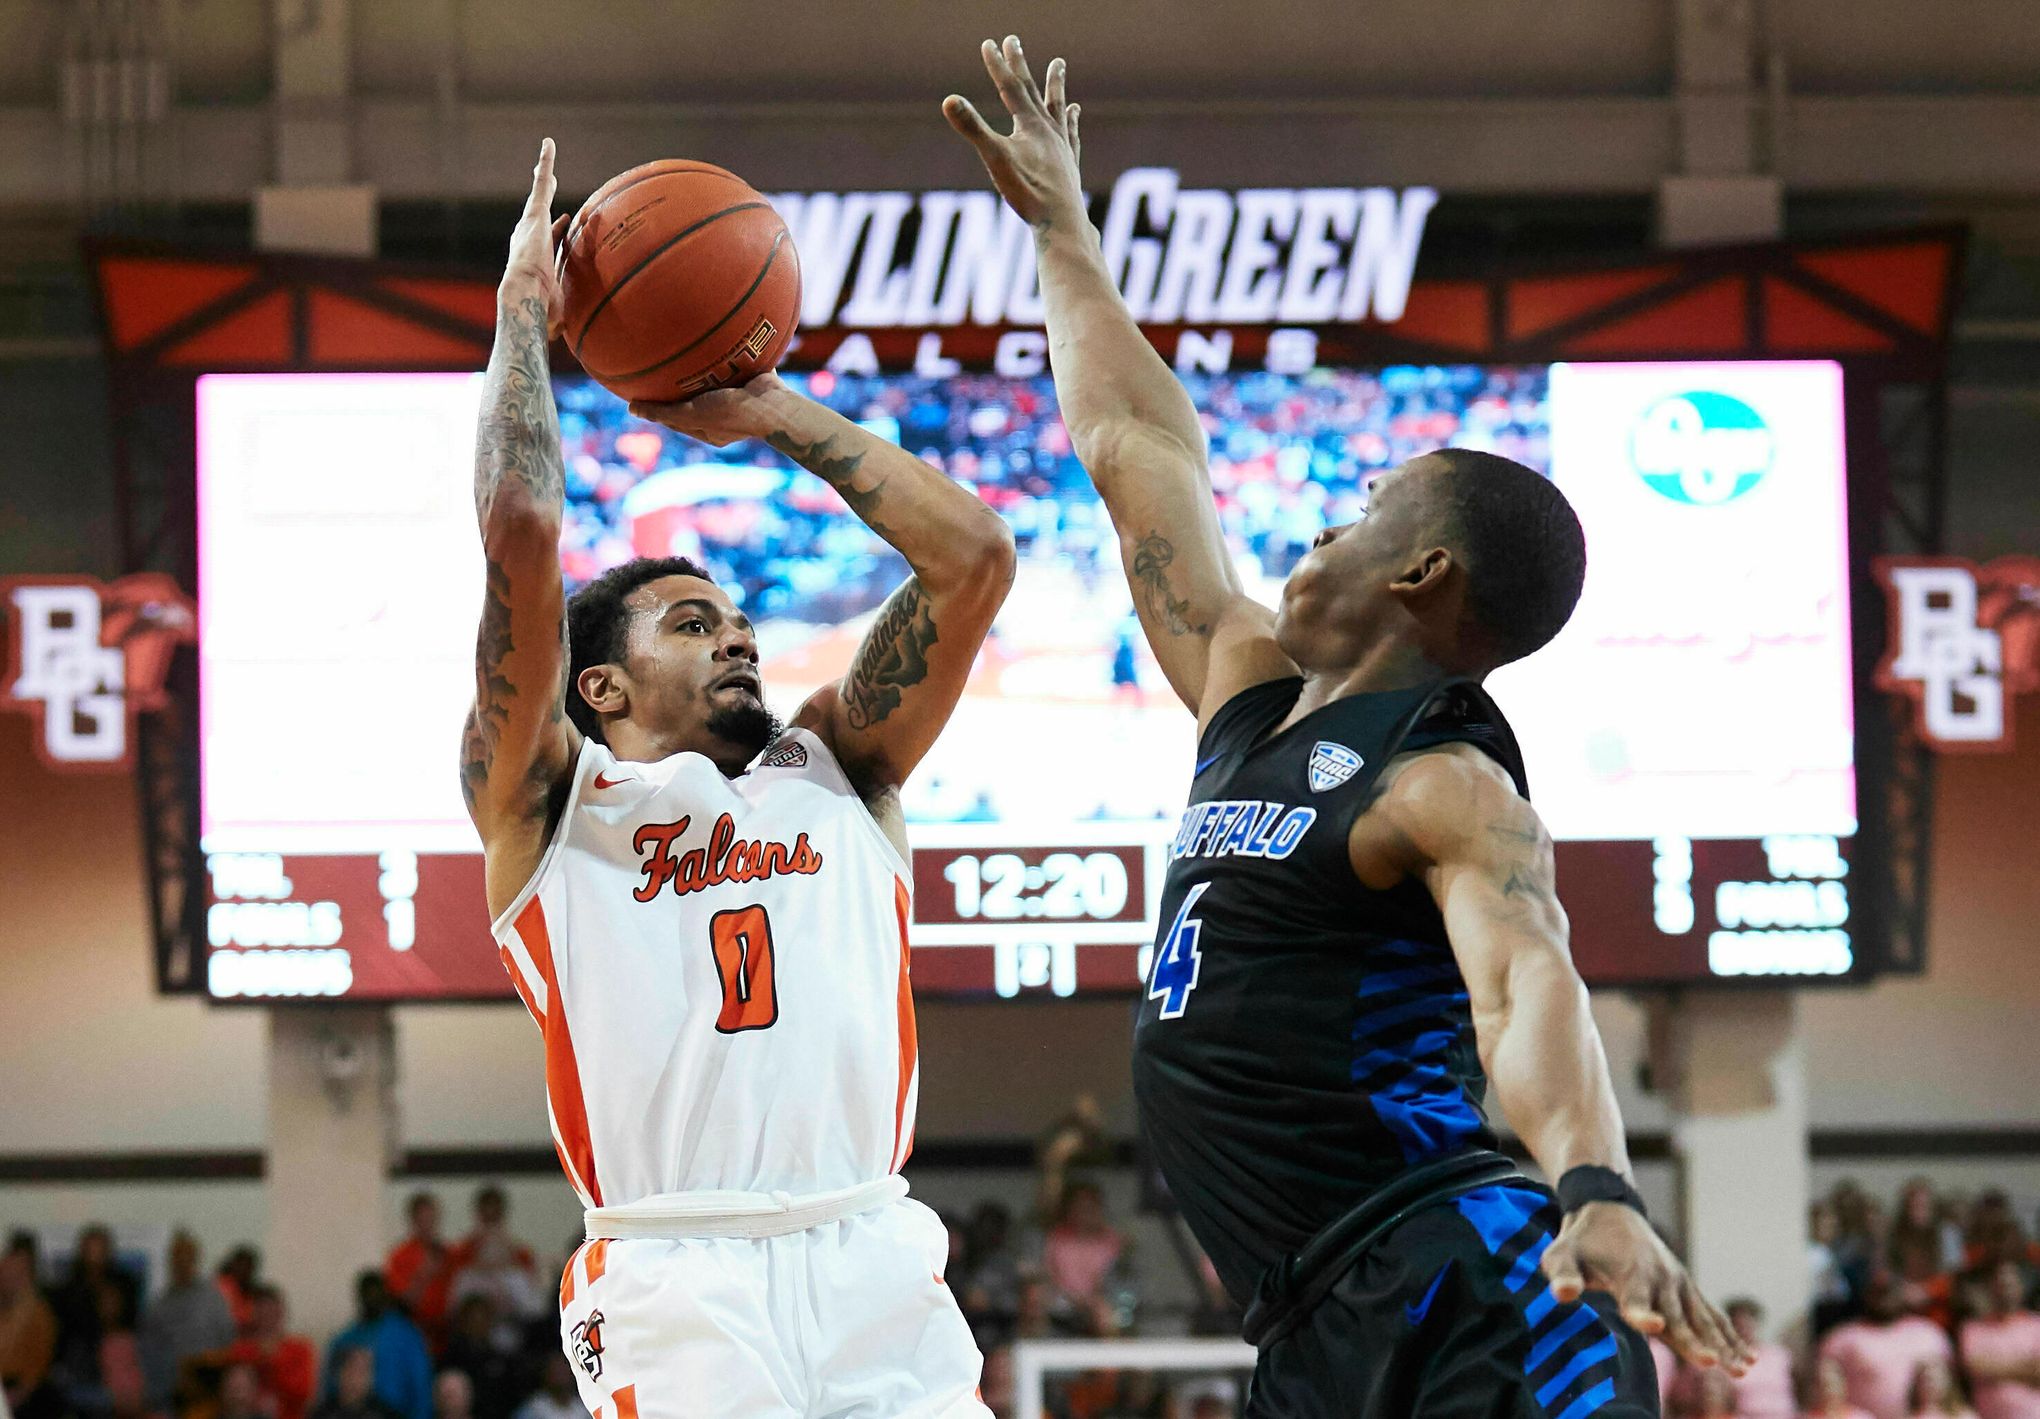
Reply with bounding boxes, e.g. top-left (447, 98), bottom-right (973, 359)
top-left (1132, 675), bottom-right (1661, 1418)
top-left (1130, 674), bottom-right (1527, 1304)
